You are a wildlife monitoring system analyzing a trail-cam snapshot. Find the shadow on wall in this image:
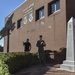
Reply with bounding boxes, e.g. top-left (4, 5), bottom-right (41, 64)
top-left (44, 48), bottom-right (66, 64)
top-left (0, 46), bottom-right (3, 52)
